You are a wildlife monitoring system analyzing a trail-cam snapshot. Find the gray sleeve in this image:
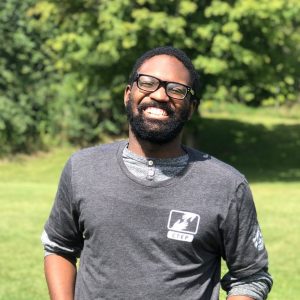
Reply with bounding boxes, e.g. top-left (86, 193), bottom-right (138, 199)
top-left (41, 230), bottom-right (76, 256)
top-left (220, 181), bottom-right (272, 297)
top-left (222, 269), bottom-right (273, 300)
top-left (43, 158), bottom-right (83, 261)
